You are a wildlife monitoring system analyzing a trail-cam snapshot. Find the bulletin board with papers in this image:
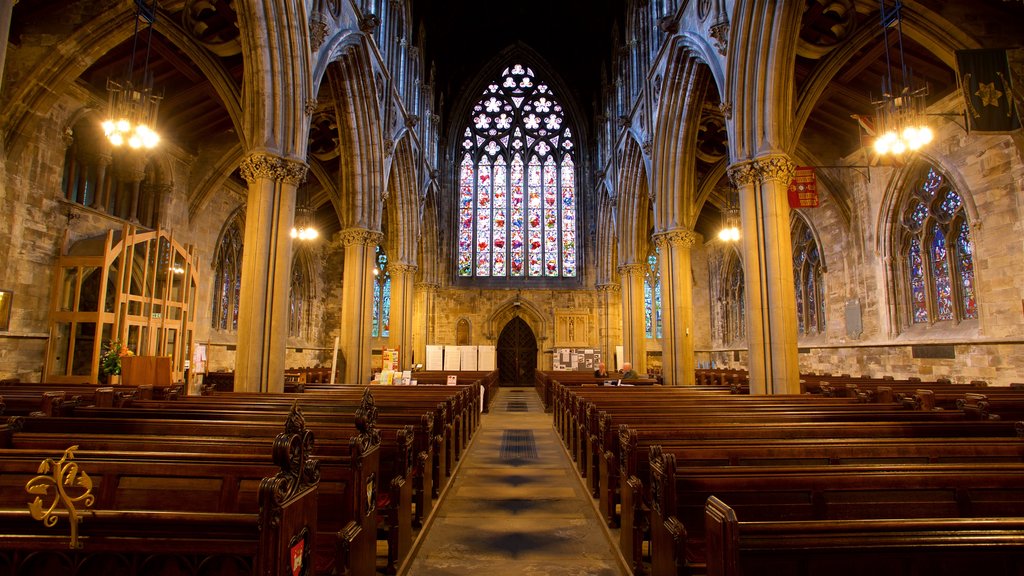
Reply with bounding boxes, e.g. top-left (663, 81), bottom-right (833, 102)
top-left (552, 348), bottom-right (602, 371)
